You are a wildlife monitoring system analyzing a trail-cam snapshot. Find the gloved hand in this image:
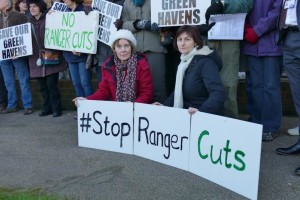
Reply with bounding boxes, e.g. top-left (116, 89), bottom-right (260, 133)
top-left (205, 0), bottom-right (224, 23)
top-left (83, 6), bottom-right (92, 15)
top-left (114, 19), bottom-right (123, 30)
top-left (244, 25), bottom-right (259, 44)
top-left (198, 22), bottom-right (216, 36)
top-left (133, 19), bottom-right (159, 31)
